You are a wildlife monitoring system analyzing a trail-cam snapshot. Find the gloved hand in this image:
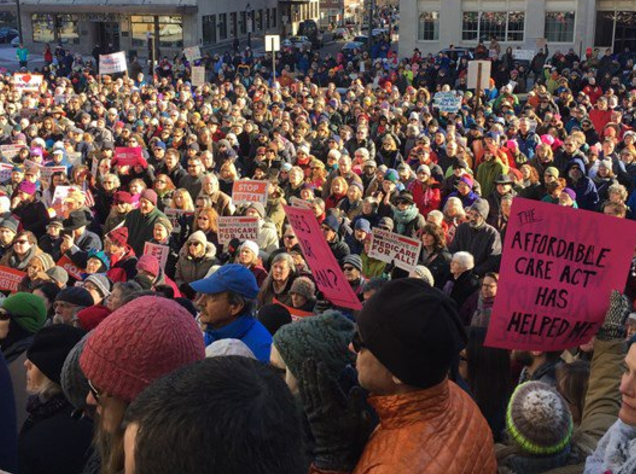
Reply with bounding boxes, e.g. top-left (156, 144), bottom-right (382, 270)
top-left (597, 290), bottom-right (630, 341)
top-left (299, 359), bottom-right (374, 472)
